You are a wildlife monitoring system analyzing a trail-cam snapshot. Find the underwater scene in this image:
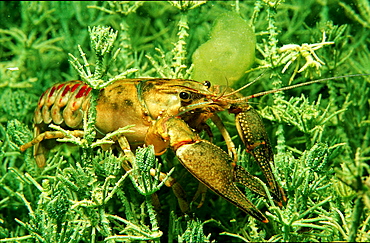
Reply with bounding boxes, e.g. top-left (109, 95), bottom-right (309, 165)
top-left (1, 1), bottom-right (370, 242)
